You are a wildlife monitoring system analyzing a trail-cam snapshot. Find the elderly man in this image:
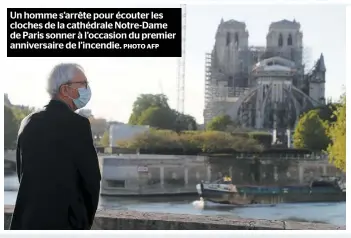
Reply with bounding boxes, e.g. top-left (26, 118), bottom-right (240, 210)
top-left (10, 63), bottom-right (101, 230)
